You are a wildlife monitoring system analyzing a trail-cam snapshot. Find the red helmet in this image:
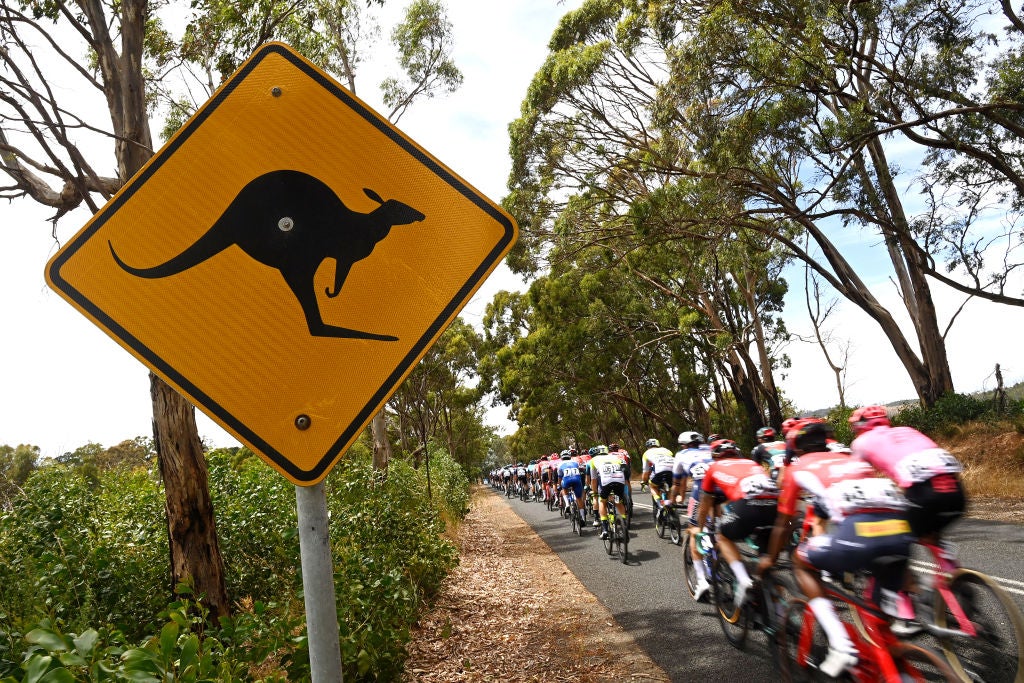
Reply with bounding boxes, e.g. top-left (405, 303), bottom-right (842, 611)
top-left (756, 426), bottom-right (776, 441)
top-left (849, 405), bottom-right (891, 436)
top-left (781, 417), bottom-right (799, 434)
top-left (709, 438), bottom-right (739, 458)
top-left (548, 454), bottom-right (559, 461)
